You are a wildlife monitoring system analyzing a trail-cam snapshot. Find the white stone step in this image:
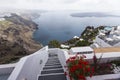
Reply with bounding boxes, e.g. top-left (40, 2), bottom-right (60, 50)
top-left (41, 69), bottom-right (64, 74)
top-left (43, 68), bottom-right (63, 72)
top-left (40, 73), bottom-right (64, 76)
top-left (43, 65), bottom-right (62, 70)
